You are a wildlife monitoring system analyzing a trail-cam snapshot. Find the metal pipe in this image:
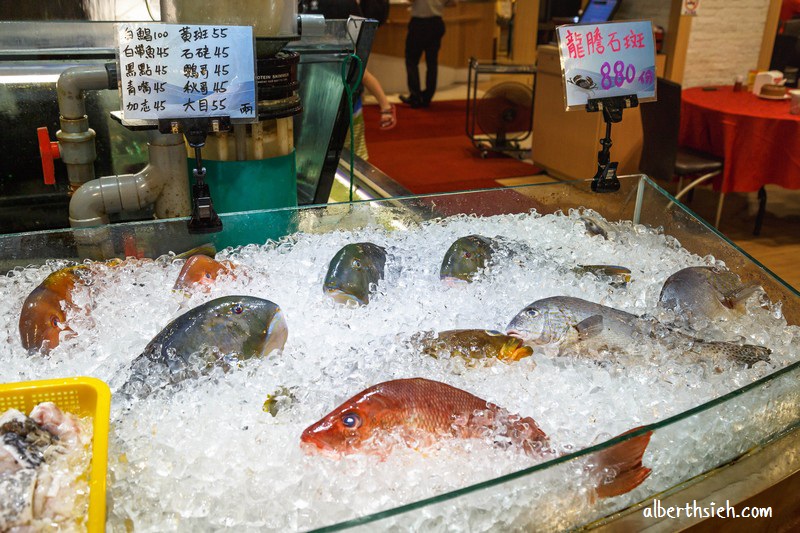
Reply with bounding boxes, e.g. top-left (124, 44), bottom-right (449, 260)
top-left (69, 133), bottom-right (190, 228)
